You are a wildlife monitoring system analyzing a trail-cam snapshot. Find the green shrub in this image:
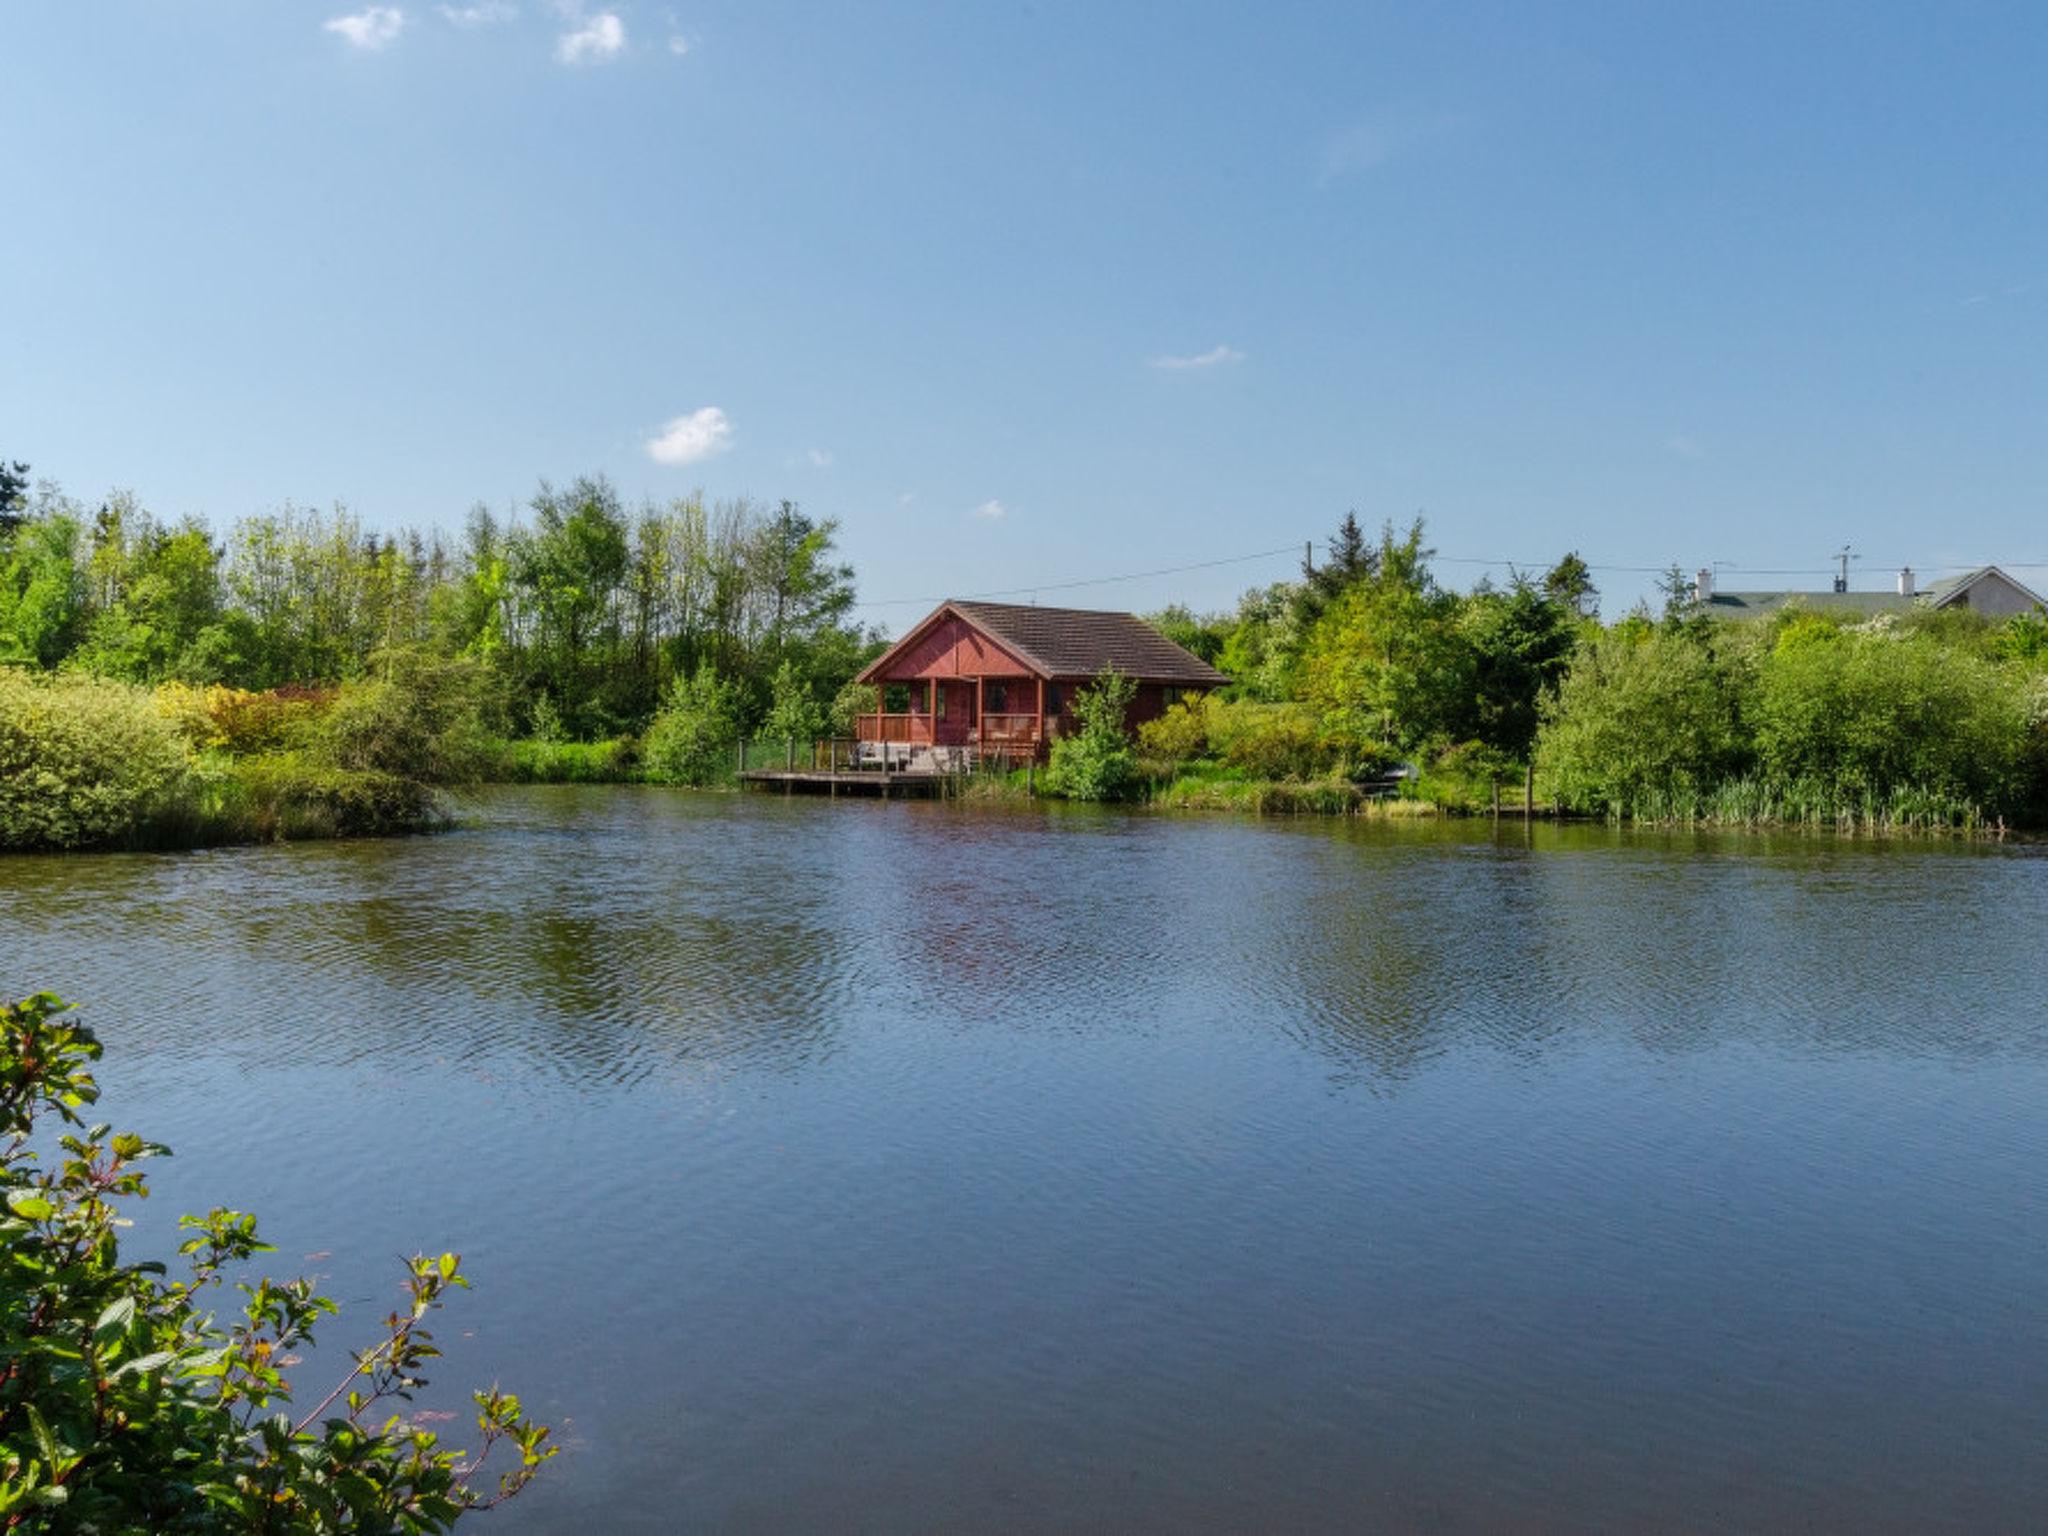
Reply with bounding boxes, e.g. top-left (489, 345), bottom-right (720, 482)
top-left (318, 650), bottom-right (494, 785)
top-left (0, 991), bottom-right (553, 1527)
top-left (1137, 695), bottom-right (1210, 761)
top-left (1751, 624), bottom-right (2030, 817)
top-left (0, 670), bottom-right (197, 850)
top-left (1535, 627), bottom-right (1749, 818)
top-left (828, 679), bottom-right (879, 738)
top-left (642, 664), bottom-right (741, 786)
top-left (1204, 698), bottom-right (1353, 780)
top-left (1043, 667), bottom-right (1139, 802)
top-left (228, 754), bottom-right (444, 839)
